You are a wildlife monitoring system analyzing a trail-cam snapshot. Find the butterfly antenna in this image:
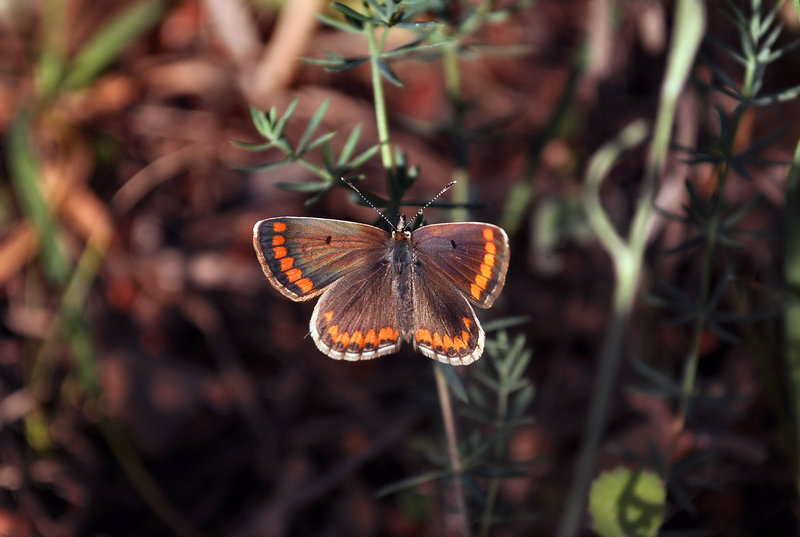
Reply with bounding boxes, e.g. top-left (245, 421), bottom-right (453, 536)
top-left (414, 180), bottom-right (457, 220)
top-left (341, 177), bottom-right (395, 229)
